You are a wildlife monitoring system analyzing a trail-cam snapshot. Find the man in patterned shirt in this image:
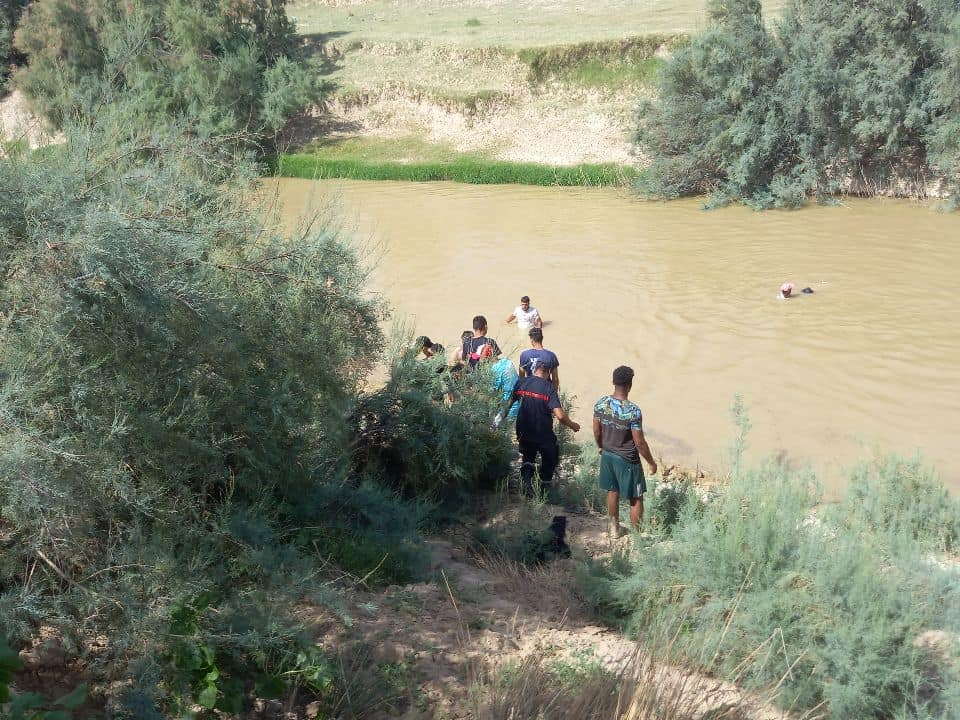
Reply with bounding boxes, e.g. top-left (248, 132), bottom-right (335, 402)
top-left (593, 366), bottom-right (658, 540)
